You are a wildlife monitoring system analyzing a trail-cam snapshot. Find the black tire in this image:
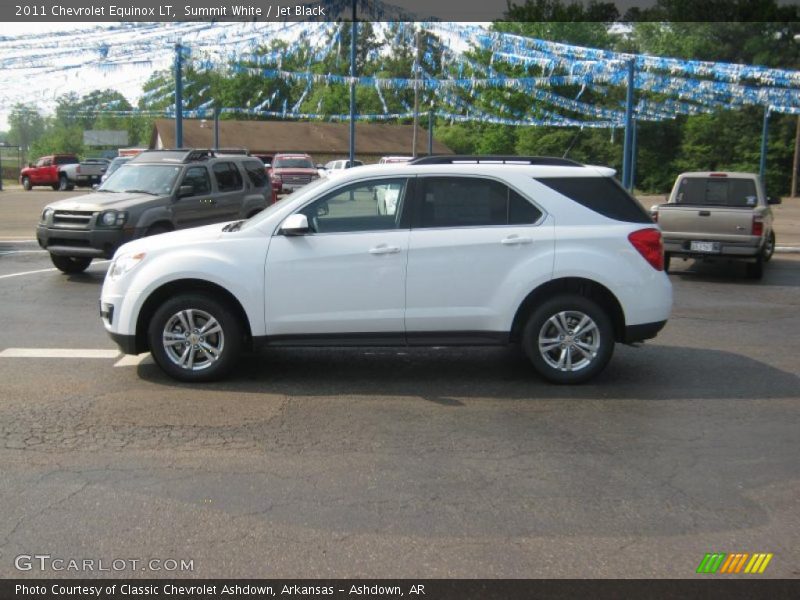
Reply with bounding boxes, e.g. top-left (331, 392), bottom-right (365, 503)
top-left (762, 230), bottom-right (775, 263)
top-left (50, 254), bottom-right (91, 274)
top-left (22, 177), bottom-right (32, 191)
top-left (522, 294), bottom-right (615, 384)
top-left (147, 293), bottom-right (243, 382)
top-left (663, 252), bottom-right (671, 273)
top-left (58, 175), bottom-right (71, 191)
top-left (746, 256), bottom-right (764, 280)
